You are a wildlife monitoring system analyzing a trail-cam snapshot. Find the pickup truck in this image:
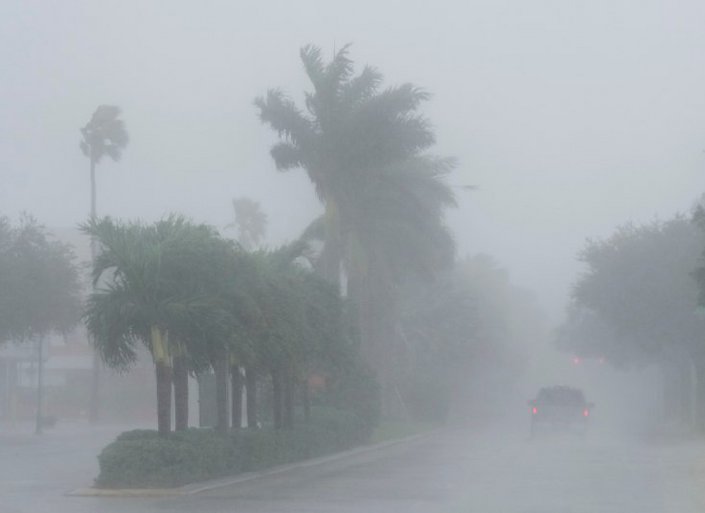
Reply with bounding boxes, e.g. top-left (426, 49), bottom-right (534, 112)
top-left (528, 386), bottom-right (594, 436)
